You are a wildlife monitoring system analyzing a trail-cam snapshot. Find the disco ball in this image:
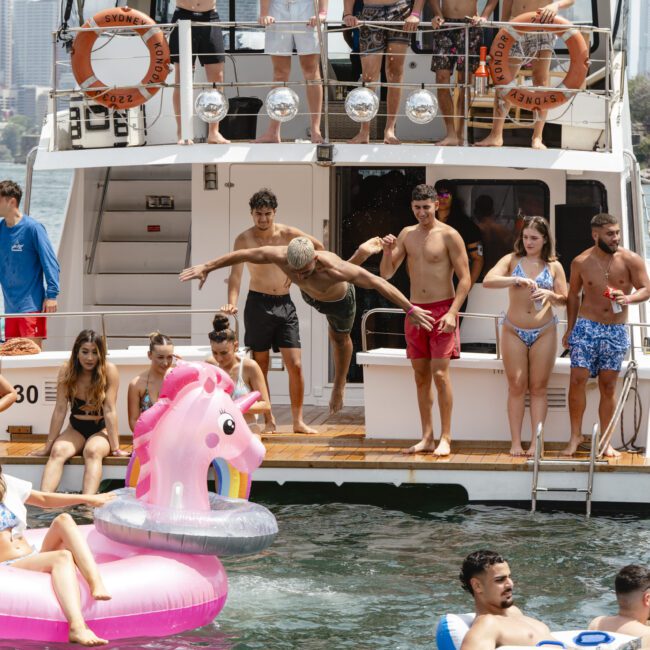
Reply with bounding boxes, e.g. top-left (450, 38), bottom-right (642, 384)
top-left (405, 89), bottom-right (438, 124)
top-left (344, 87), bottom-right (379, 123)
top-left (265, 87), bottom-right (299, 123)
top-left (195, 90), bottom-right (229, 123)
